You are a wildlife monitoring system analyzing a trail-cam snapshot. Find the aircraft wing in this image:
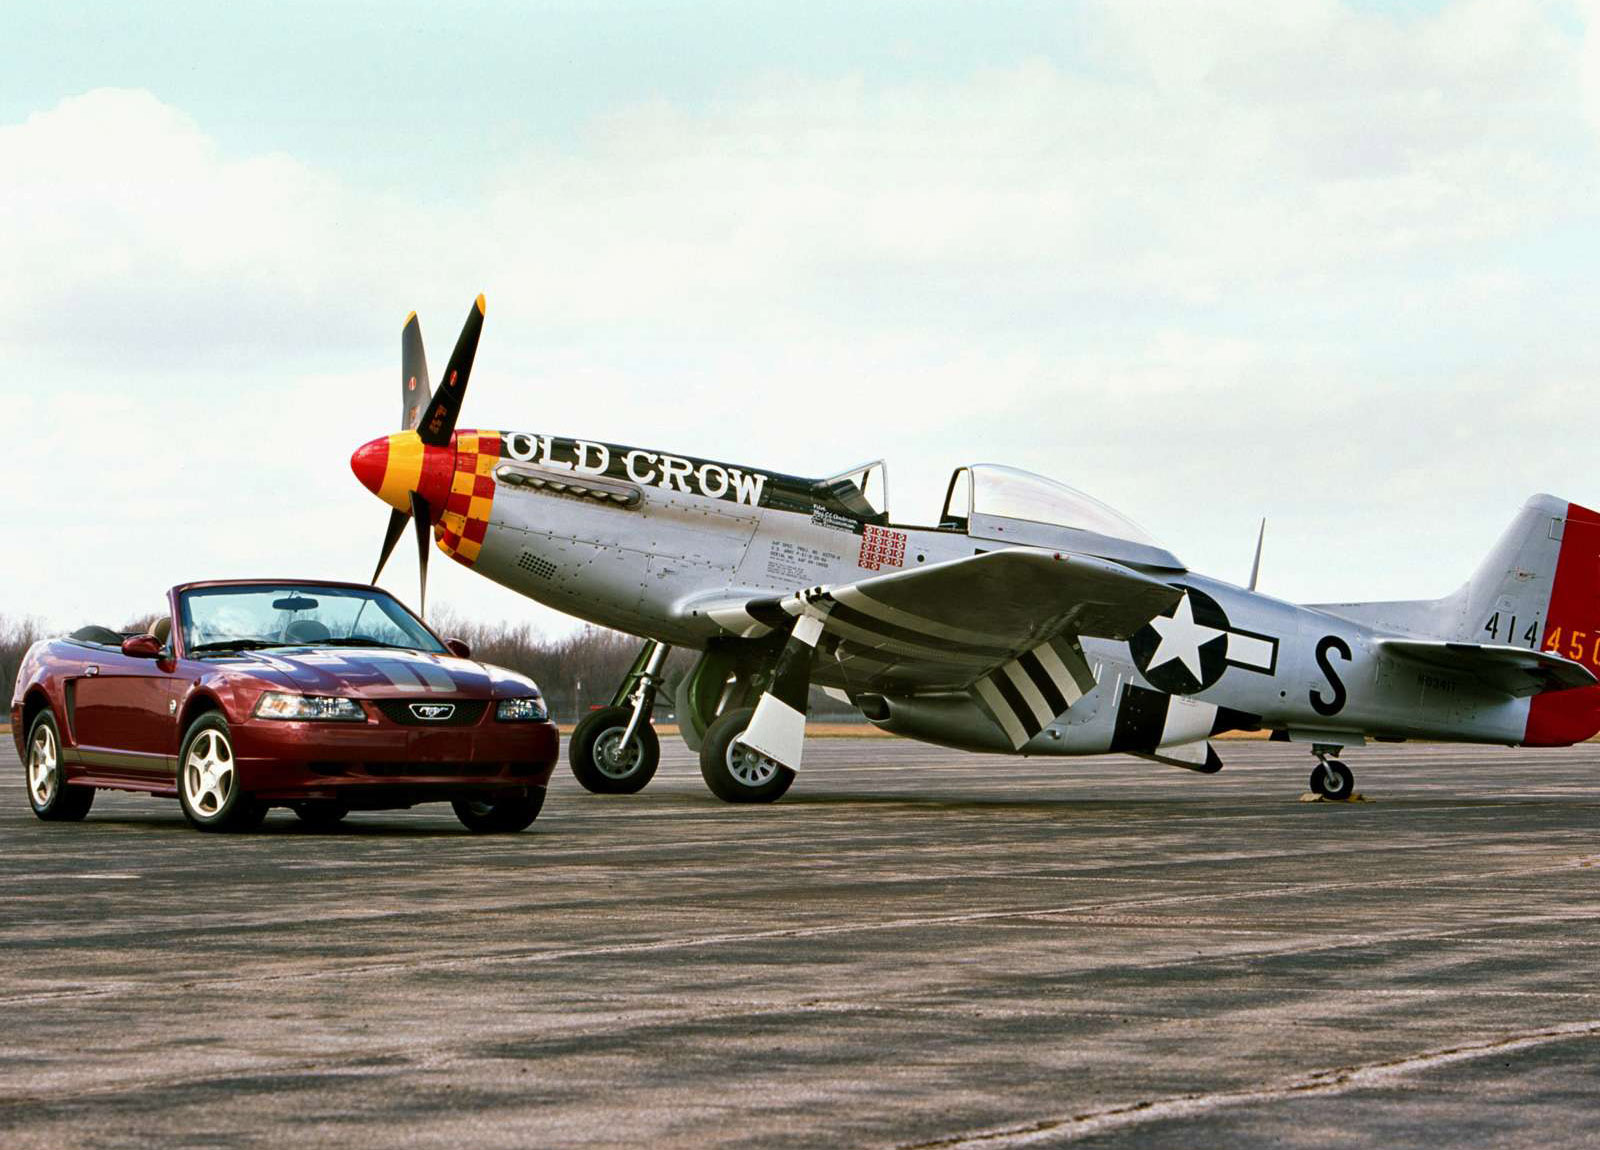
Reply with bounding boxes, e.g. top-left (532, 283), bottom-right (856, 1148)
top-left (693, 549), bottom-right (1182, 768)
top-left (1375, 639), bottom-right (1597, 698)
top-left (695, 548), bottom-right (1182, 692)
